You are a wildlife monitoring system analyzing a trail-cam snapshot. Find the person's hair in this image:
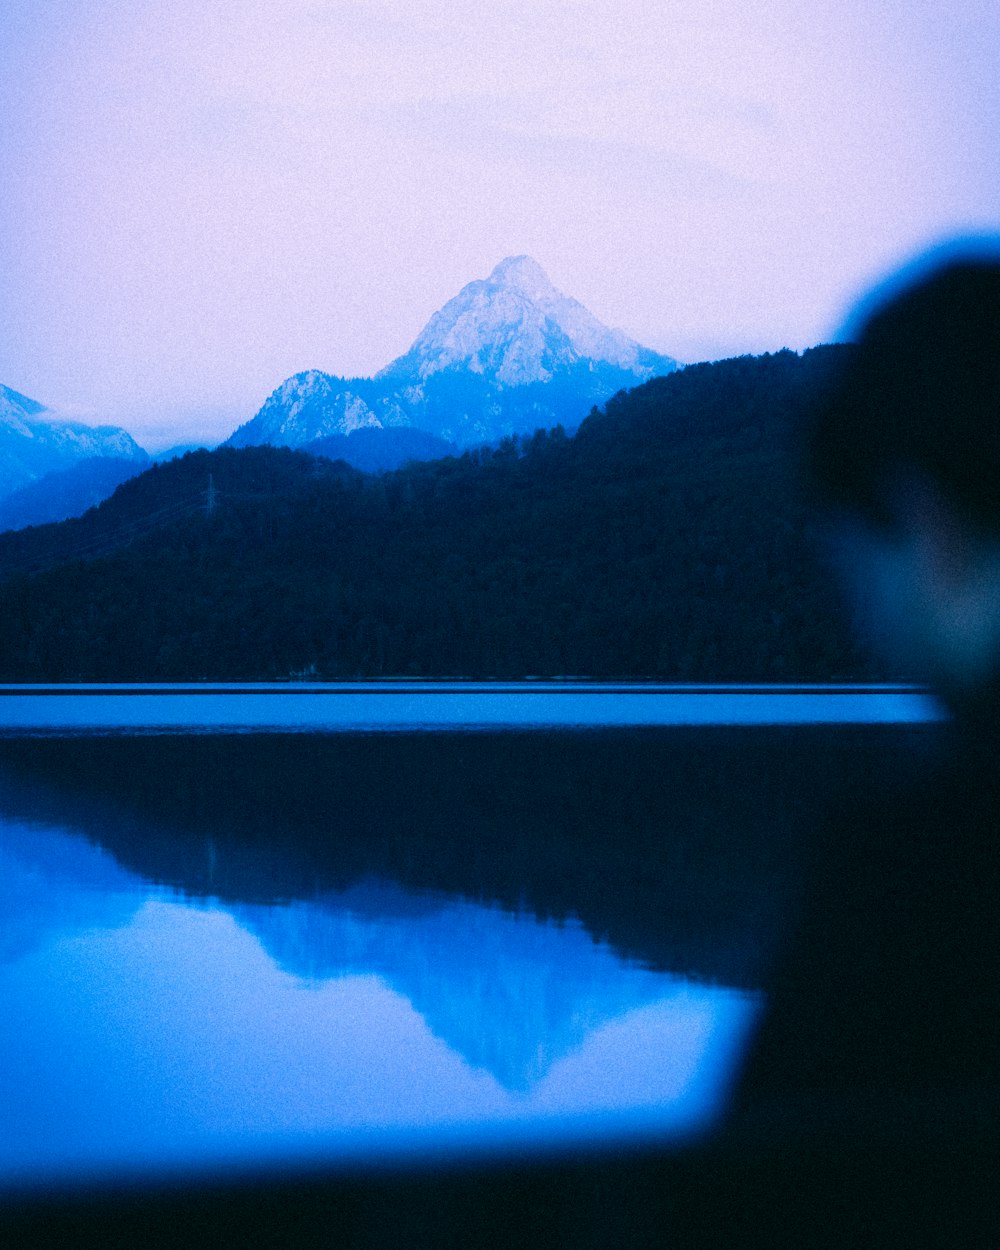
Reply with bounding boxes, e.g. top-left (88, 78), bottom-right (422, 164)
top-left (807, 258), bottom-right (1000, 534)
